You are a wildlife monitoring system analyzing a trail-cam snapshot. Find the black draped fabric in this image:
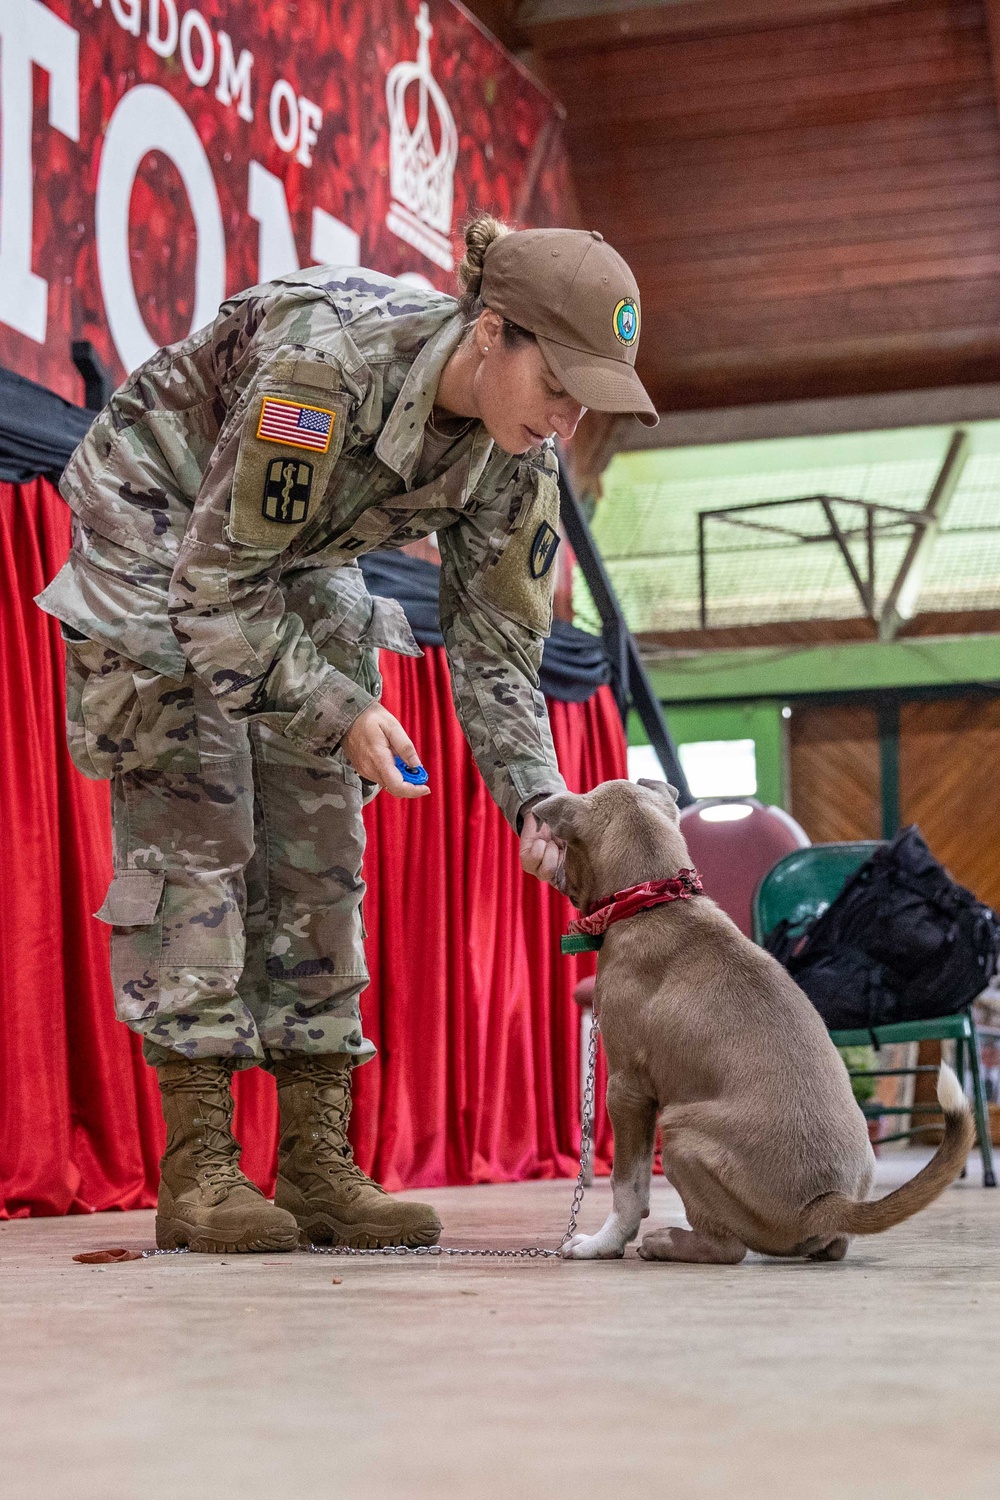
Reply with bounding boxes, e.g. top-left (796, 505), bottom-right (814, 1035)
top-left (0, 367), bottom-right (92, 484)
top-left (359, 550), bottom-right (610, 703)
